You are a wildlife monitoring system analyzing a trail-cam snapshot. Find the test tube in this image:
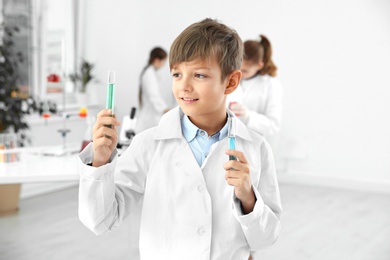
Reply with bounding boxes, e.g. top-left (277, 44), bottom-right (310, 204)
top-left (228, 117), bottom-right (237, 161)
top-left (106, 71), bottom-right (116, 114)
top-left (105, 71), bottom-right (115, 131)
